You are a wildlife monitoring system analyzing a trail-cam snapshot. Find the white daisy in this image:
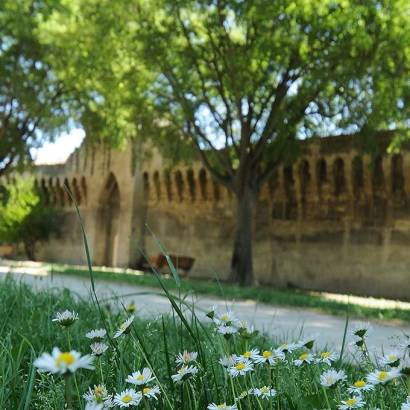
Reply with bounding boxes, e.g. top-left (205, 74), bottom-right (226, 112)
top-left (237, 348), bottom-right (259, 362)
top-left (86, 329), bottom-right (107, 340)
top-left (296, 337), bottom-right (315, 350)
top-left (126, 368), bottom-right (155, 386)
top-left (171, 365), bottom-right (199, 383)
top-left (228, 359), bottom-right (253, 377)
top-left (367, 368), bottom-right (401, 385)
top-left (83, 384), bottom-right (112, 408)
top-left (84, 384), bottom-right (108, 403)
top-left (217, 325), bottom-right (239, 336)
top-left (238, 320), bottom-right (255, 337)
top-left (277, 342), bottom-right (298, 354)
top-left (338, 396), bottom-right (365, 409)
top-left (141, 385), bottom-right (160, 400)
top-left (113, 315), bottom-right (135, 338)
top-left (113, 389), bottom-right (141, 407)
top-left (175, 350), bottom-right (198, 365)
top-left (317, 351), bottom-right (338, 365)
top-left (249, 386), bottom-right (276, 399)
top-left (379, 351), bottom-right (401, 367)
top-left (219, 355), bottom-right (236, 368)
top-left (294, 352), bottom-right (315, 366)
top-left (52, 310), bottom-right (78, 327)
top-left (207, 403), bottom-right (237, 410)
top-left (34, 347), bottom-right (94, 374)
top-left (347, 380), bottom-right (374, 394)
top-left (254, 349), bottom-right (285, 365)
top-left (90, 342), bottom-right (109, 357)
top-left (213, 310), bottom-right (239, 327)
top-left (320, 369), bottom-right (347, 388)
